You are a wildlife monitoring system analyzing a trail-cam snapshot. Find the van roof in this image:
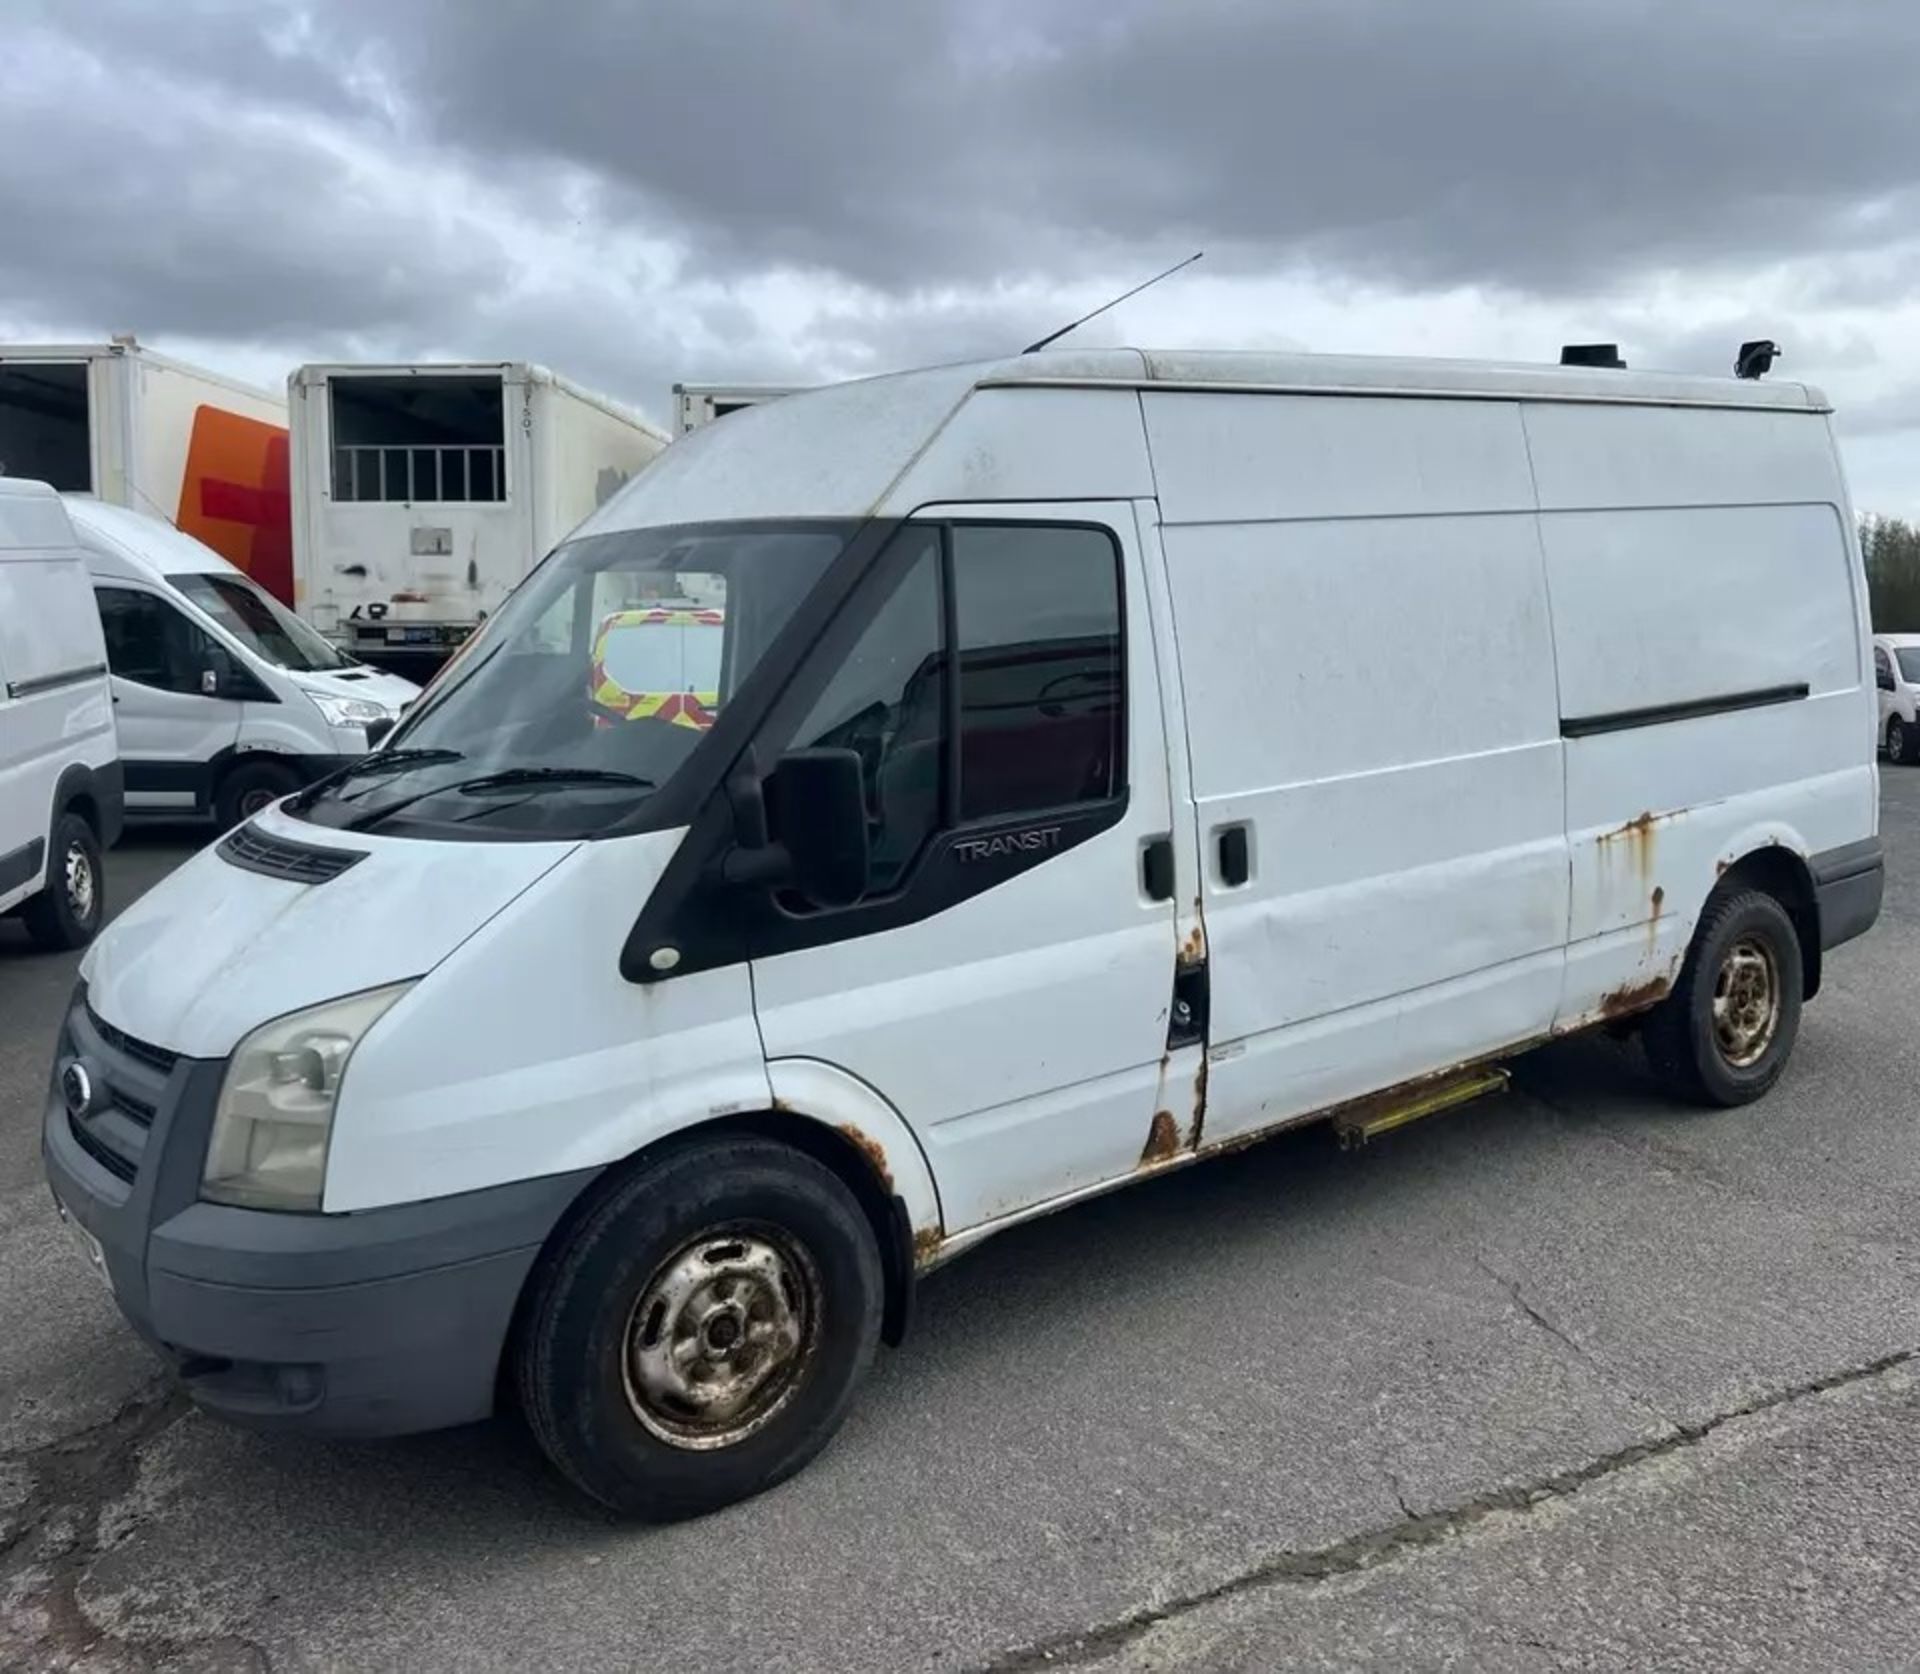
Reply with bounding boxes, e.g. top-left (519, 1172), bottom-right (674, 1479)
top-left (0, 476), bottom-right (79, 553)
top-left (1877, 632), bottom-right (1920, 648)
top-left (969, 348), bottom-right (1829, 412)
top-left (61, 496), bottom-right (244, 583)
